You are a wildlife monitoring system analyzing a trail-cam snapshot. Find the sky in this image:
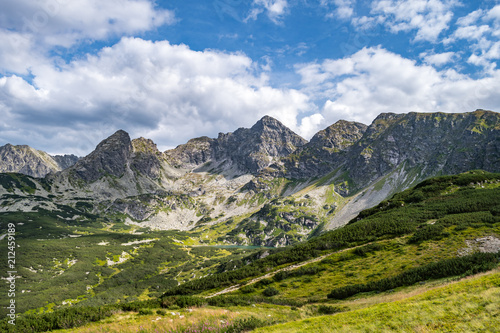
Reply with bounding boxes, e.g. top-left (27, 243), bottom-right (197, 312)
top-left (1, 0), bottom-right (500, 155)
